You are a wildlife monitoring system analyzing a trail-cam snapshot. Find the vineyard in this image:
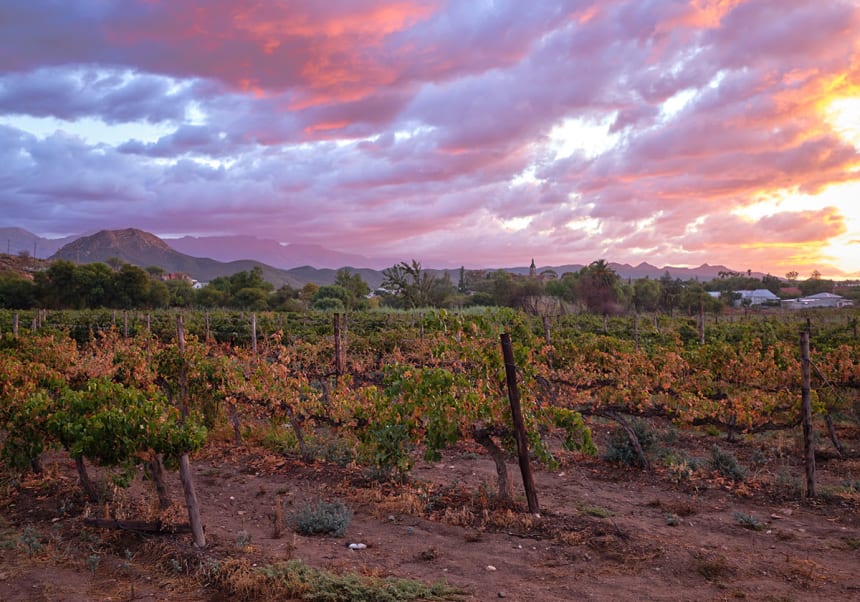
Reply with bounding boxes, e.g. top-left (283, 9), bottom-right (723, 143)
top-left (1, 306), bottom-right (859, 600)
